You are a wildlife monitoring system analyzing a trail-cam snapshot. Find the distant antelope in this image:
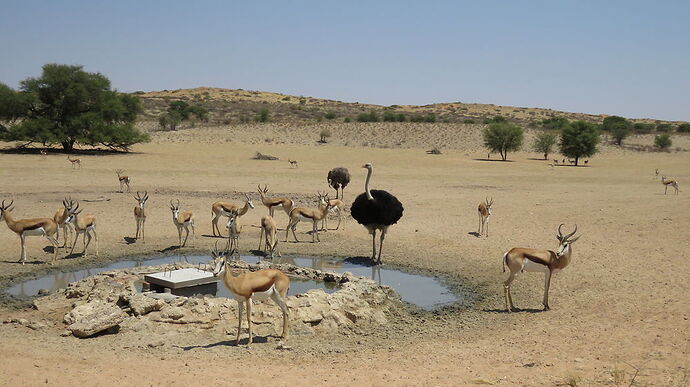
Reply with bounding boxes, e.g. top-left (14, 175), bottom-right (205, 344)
top-left (477, 197), bottom-right (493, 237)
top-left (65, 201), bottom-right (98, 257)
top-left (170, 200), bottom-right (195, 247)
top-left (116, 169), bottom-right (131, 192)
top-left (553, 159), bottom-right (559, 165)
top-left (258, 215), bottom-right (280, 258)
top-left (561, 159), bottom-right (565, 164)
top-left (319, 196), bottom-right (344, 231)
top-left (661, 176), bottom-right (679, 195)
top-left (655, 168), bottom-right (659, 178)
top-left (503, 224), bottom-right (580, 311)
top-left (288, 159), bottom-right (298, 168)
top-left (54, 197), bottom-right (76, 248)
top-left (285, 192), bottom-right (333, 243)
top-left (67, 155), bottom-right (81, 169)
top-left (133, 191), bottom-right (149, 242)
top-left (568, 159), bottom-right (576, 165)
top-left (40, 150), bottom-right (47, 160)
top-left (225, 210), bottom-right (243, 258)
